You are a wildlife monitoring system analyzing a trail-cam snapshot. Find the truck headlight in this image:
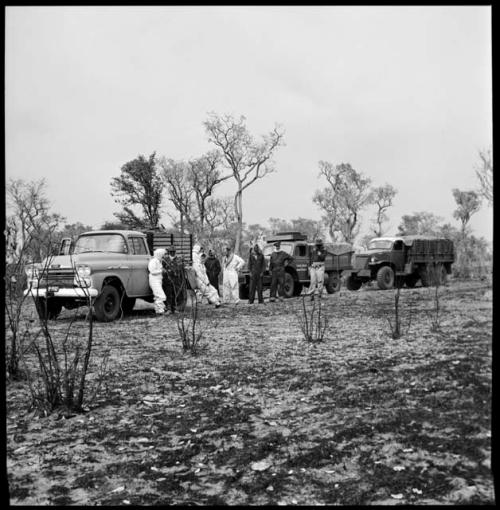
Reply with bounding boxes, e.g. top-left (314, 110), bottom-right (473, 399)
top-left (25, 264), bottom-right (40, 287)
top-left (76, 265), bottom-right (91, 277)
top-left (74, 265), bottom-right (92, 287)
top-left (370, 256), bottom-right (377, 263)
